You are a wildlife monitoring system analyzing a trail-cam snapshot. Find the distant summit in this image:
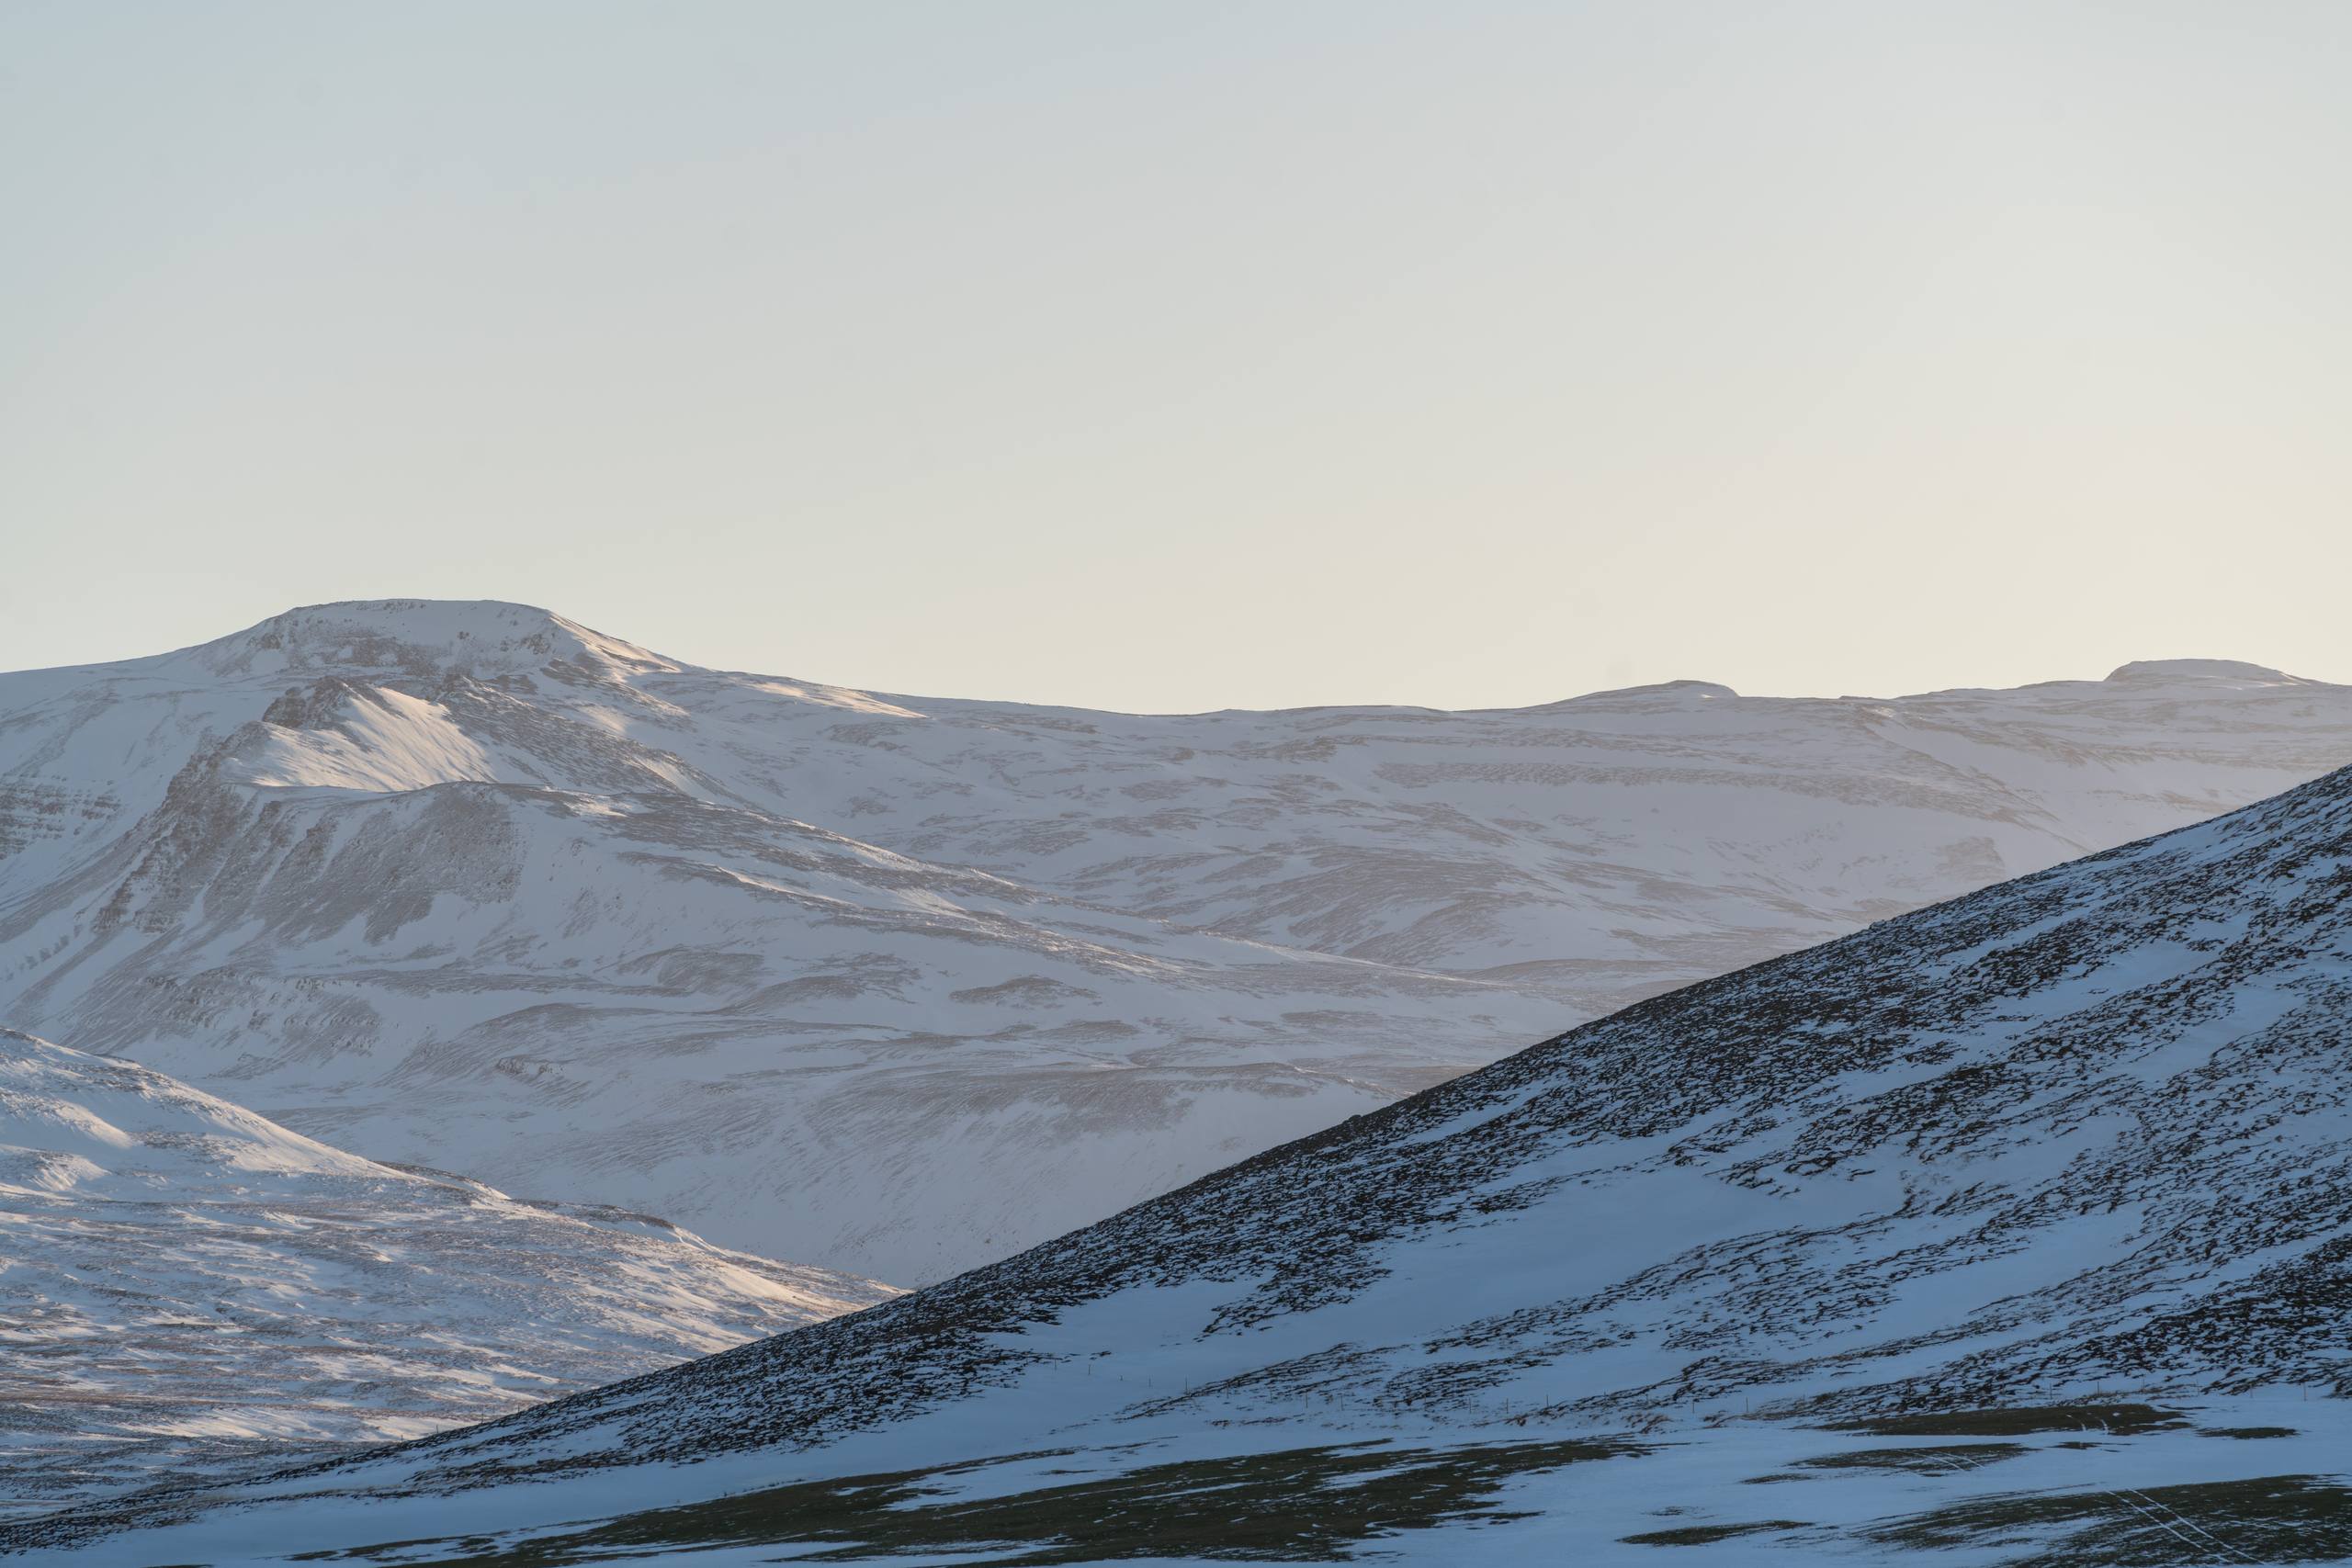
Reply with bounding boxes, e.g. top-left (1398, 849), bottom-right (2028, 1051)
top-left (181, 599), bottom-right (682, 685)
top-left (1541, 677), bottom-right (1738, 707)
top-left (2105, 657), bottom-right (2301, 684)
